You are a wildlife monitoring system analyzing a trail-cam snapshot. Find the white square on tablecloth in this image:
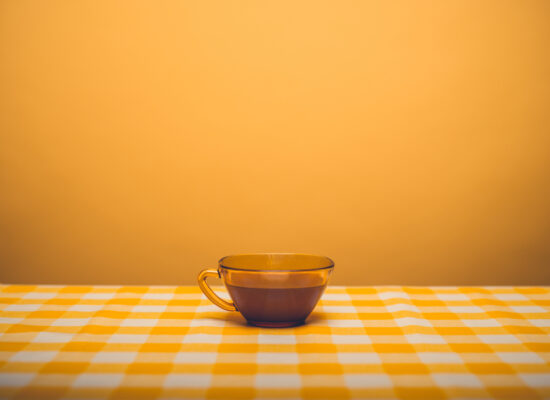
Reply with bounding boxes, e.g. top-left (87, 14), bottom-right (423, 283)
top-left (395, 317), bottom-right (432, 327)
top-left (321, 294), bottom-right (352, 301)
top-left (82, 293), bottom-right (115, 300)
top-left (92, 352), bottom-right (138, 363)
top-left (255, 374), bottom-right (301, 388)
top-left (320, 306), bottom-right (358, 313)
top-left (417, 352), bottom-right (462, 364)
top-left (477, 334), bottom-right (520, 344)
top-left (73, 373), bottom-right (124, 387)
top-left (142, 293), bottom-right (173, 300)
top-left (163, 374), bottom-right (212, 388)
top-left (447, 306), bottom-right (485, 314)
top-left (323, 319), bottom-right (364, 328)
top-left (258, 334), bottom-right (296, 344)
top-left (432, 373), bottom-right (483, 388)
top-left (132, 305), bottom-right (167, 313)
top-left (344, 373), bottom-right (392, 388)
top-left (51, 318), bottom-right (91, 326)
top-left (379, 292), bottom-right (410, 300)
top-left (4, 304), bottom-right (42, 312)
top-left (497, 352), bottom-right (545, 364)
top-left (182, 334), bottom-right (222, 344)
top-left (0, 373), bottom-right (35, 387)
top-left (436, 294), bottom-right (469, 301)
top-left (11, 351), bottom-right (58, 363)
top-left (195, 304), bottom-right (223, 313)
top-left (493, 293), bottom-right (528, 301)
top-left (107, 334), bottom-right (149, 344)
top-left (23, 292), bottom-right (57, 299)
top-left (461, 319), bottom-right (500, 327)
top-left (519, 373), bottom-right (550, 388)
top-left (189, 319), bottom-right (227, 327)
top-left (337, 352), bottom-right (381, 364)
top-left (386, 303), bottom-right (421, 313)
top-left (0, 318), bottom-right (23, 324)
top-left (331, 334), bottom-right (371, 344)
top-left (257, 352), bottom-right (299, 364)
top-left (120, 319), bottom-right (158, 327)
top-left (33, 332), bottom-right (74, 343)
top-left (405, 334), bottom-right (446, 344)
top-left (69, 305), bottom-right (104, 312)
top-left (510, 306), bottom-right (547, 314)
top-left (173, 352), bottom-right (217, 364)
